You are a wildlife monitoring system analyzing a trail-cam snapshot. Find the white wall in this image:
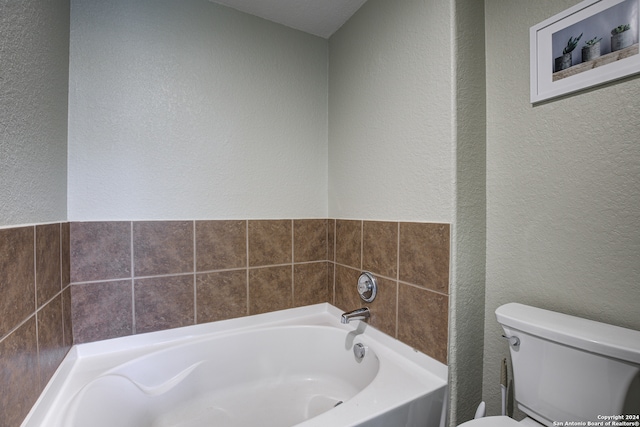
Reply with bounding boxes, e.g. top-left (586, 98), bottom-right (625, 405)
top-left (328, 0), bottom-right (454, 222)
top-left (68, 0), bottom-right (328, 221)
top-left (0, 0), bottom-right (69, 227)
top-left (485, 0), bottom-right (640, 417)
